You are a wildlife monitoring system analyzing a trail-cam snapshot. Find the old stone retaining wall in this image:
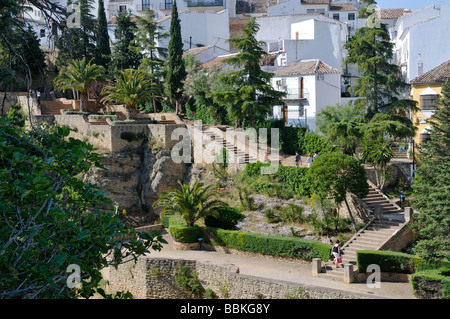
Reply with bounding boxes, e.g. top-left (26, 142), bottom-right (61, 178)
top-left (101, 257), bottom-right (378, 299)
